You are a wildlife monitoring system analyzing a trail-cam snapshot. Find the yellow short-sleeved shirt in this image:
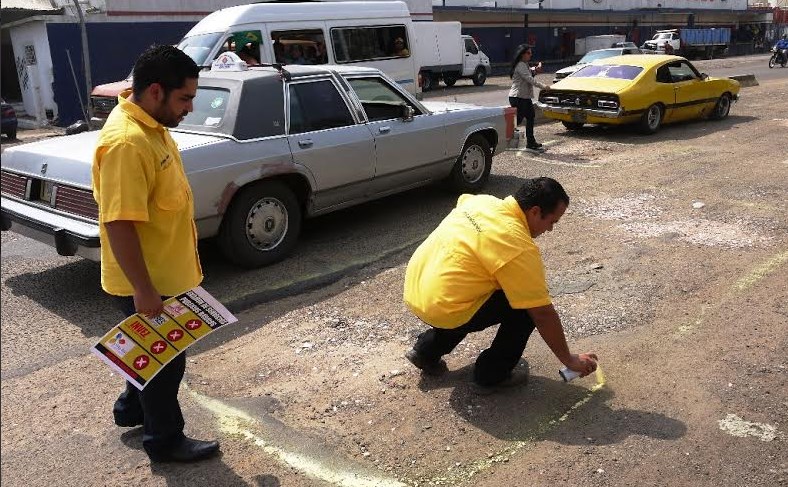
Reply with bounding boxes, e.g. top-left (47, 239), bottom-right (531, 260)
top-left (404, 194), bottom-right (551, 328)
top-left (92, 90), bottom-right (203, 297)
